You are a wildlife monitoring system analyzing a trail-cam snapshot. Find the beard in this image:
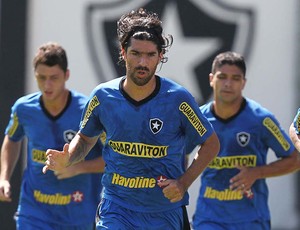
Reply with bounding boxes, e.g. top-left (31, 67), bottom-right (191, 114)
top-left (128, 66), bottom-right (156, 86)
